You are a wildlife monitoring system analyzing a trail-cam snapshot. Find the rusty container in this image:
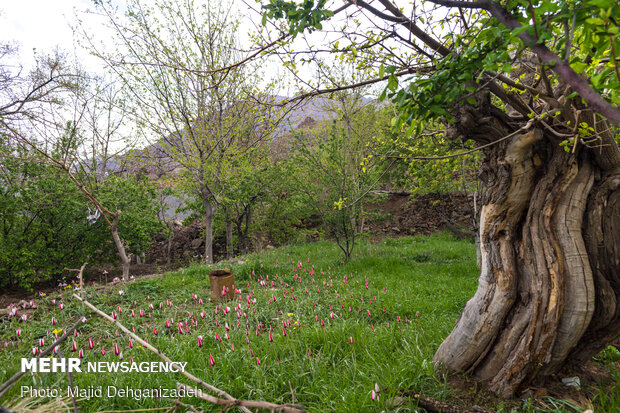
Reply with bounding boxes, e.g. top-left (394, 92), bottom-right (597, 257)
top-left (209, 269), bottom-right (235, 302)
